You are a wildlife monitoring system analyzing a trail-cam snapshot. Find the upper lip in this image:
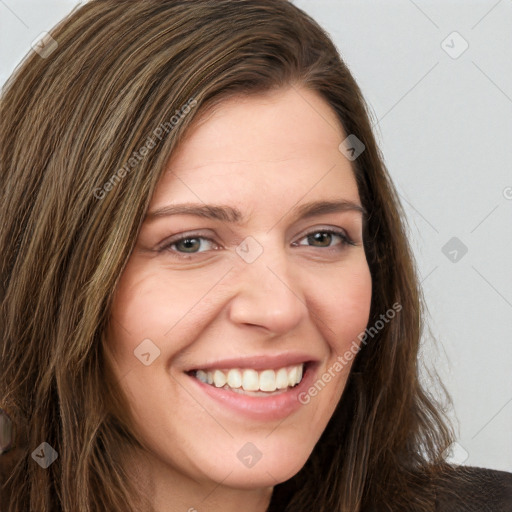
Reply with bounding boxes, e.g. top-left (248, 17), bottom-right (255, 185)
top-left (187, 353), bottom-right (320, 372)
